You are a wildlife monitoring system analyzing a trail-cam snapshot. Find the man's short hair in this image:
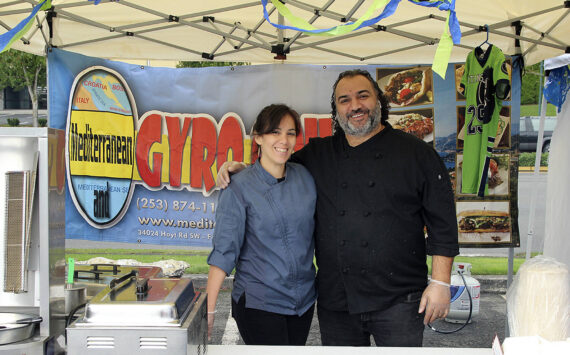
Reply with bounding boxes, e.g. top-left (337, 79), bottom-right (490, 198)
top-left (330, 69), bottom-right (390, 133)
